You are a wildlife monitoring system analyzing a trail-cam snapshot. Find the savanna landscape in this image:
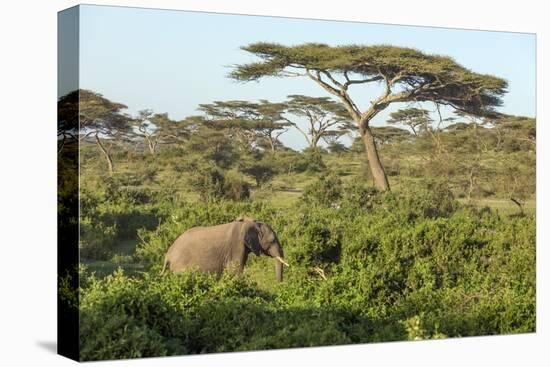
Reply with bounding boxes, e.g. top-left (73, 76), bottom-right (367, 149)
top-left (58, 8), bottom-right (535, 362)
